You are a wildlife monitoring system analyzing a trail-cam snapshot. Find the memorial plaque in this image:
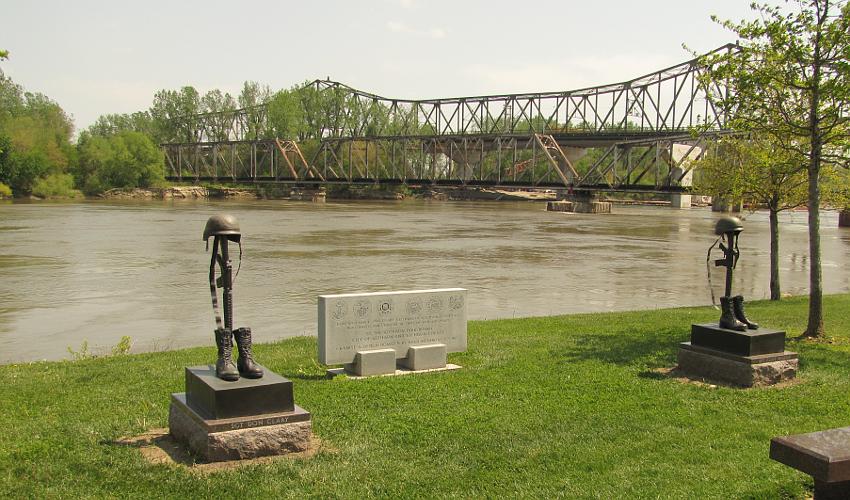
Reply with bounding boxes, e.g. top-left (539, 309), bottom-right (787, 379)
top-left (318, 288), bottom-right (467, 365)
